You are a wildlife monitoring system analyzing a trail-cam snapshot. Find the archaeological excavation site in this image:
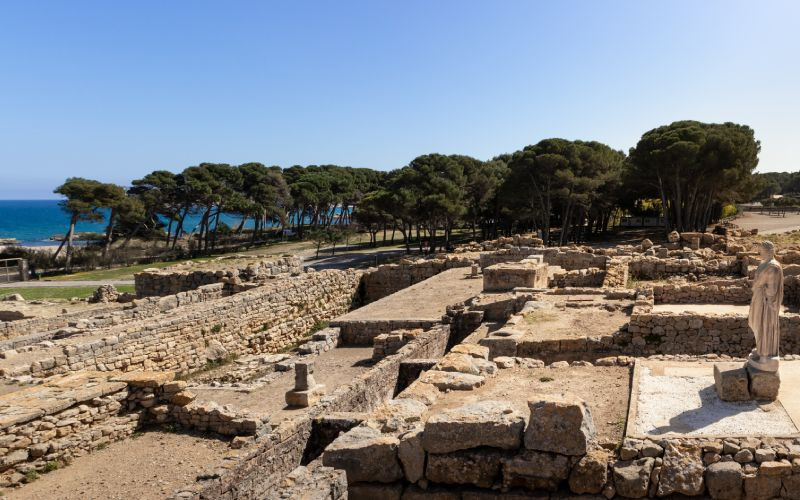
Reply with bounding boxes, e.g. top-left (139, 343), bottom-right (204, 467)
top-left (4, 226), bottom-right (800, 499)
